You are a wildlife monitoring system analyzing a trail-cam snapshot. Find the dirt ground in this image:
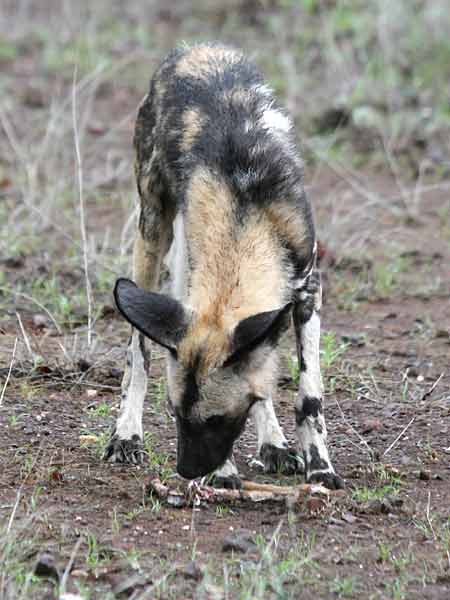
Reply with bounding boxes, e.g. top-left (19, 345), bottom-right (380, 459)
top-left (1, 2), bottom-right (450, 599)
top-left (1, 165), bottom-right (449, 598)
